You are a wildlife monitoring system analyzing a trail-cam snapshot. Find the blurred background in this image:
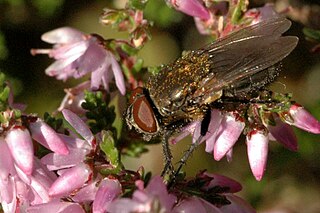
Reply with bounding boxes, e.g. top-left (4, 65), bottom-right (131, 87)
top-left (0, 0), bottom-right (320, 212)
